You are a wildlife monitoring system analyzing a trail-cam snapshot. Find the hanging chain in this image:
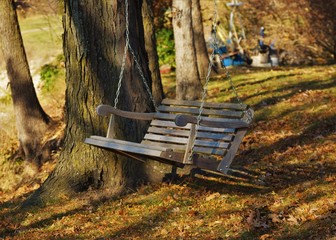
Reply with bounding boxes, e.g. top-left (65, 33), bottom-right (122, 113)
top-left (114, 0), bottom-right (157, 110)
top-left (196, 0), bottom-right (218, 125)
top-left (128, 43), bottom-right (158, 110)
top-left (222, 65), bottom-right (253, 123)
top-left (114, 0), bottom-right (130, 108)
top-left (187, 0), bottom-right (219, 161)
